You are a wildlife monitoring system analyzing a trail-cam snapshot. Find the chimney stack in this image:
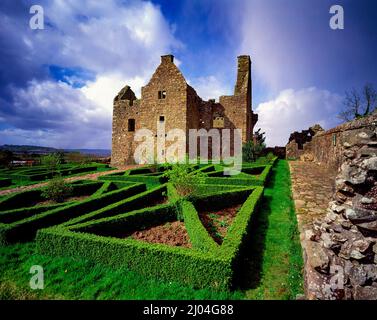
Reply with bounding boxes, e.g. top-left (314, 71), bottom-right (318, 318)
top-left (161, 54), bottom-right (174, 64)
top-left (234, 55), bottom-right (251, 95)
